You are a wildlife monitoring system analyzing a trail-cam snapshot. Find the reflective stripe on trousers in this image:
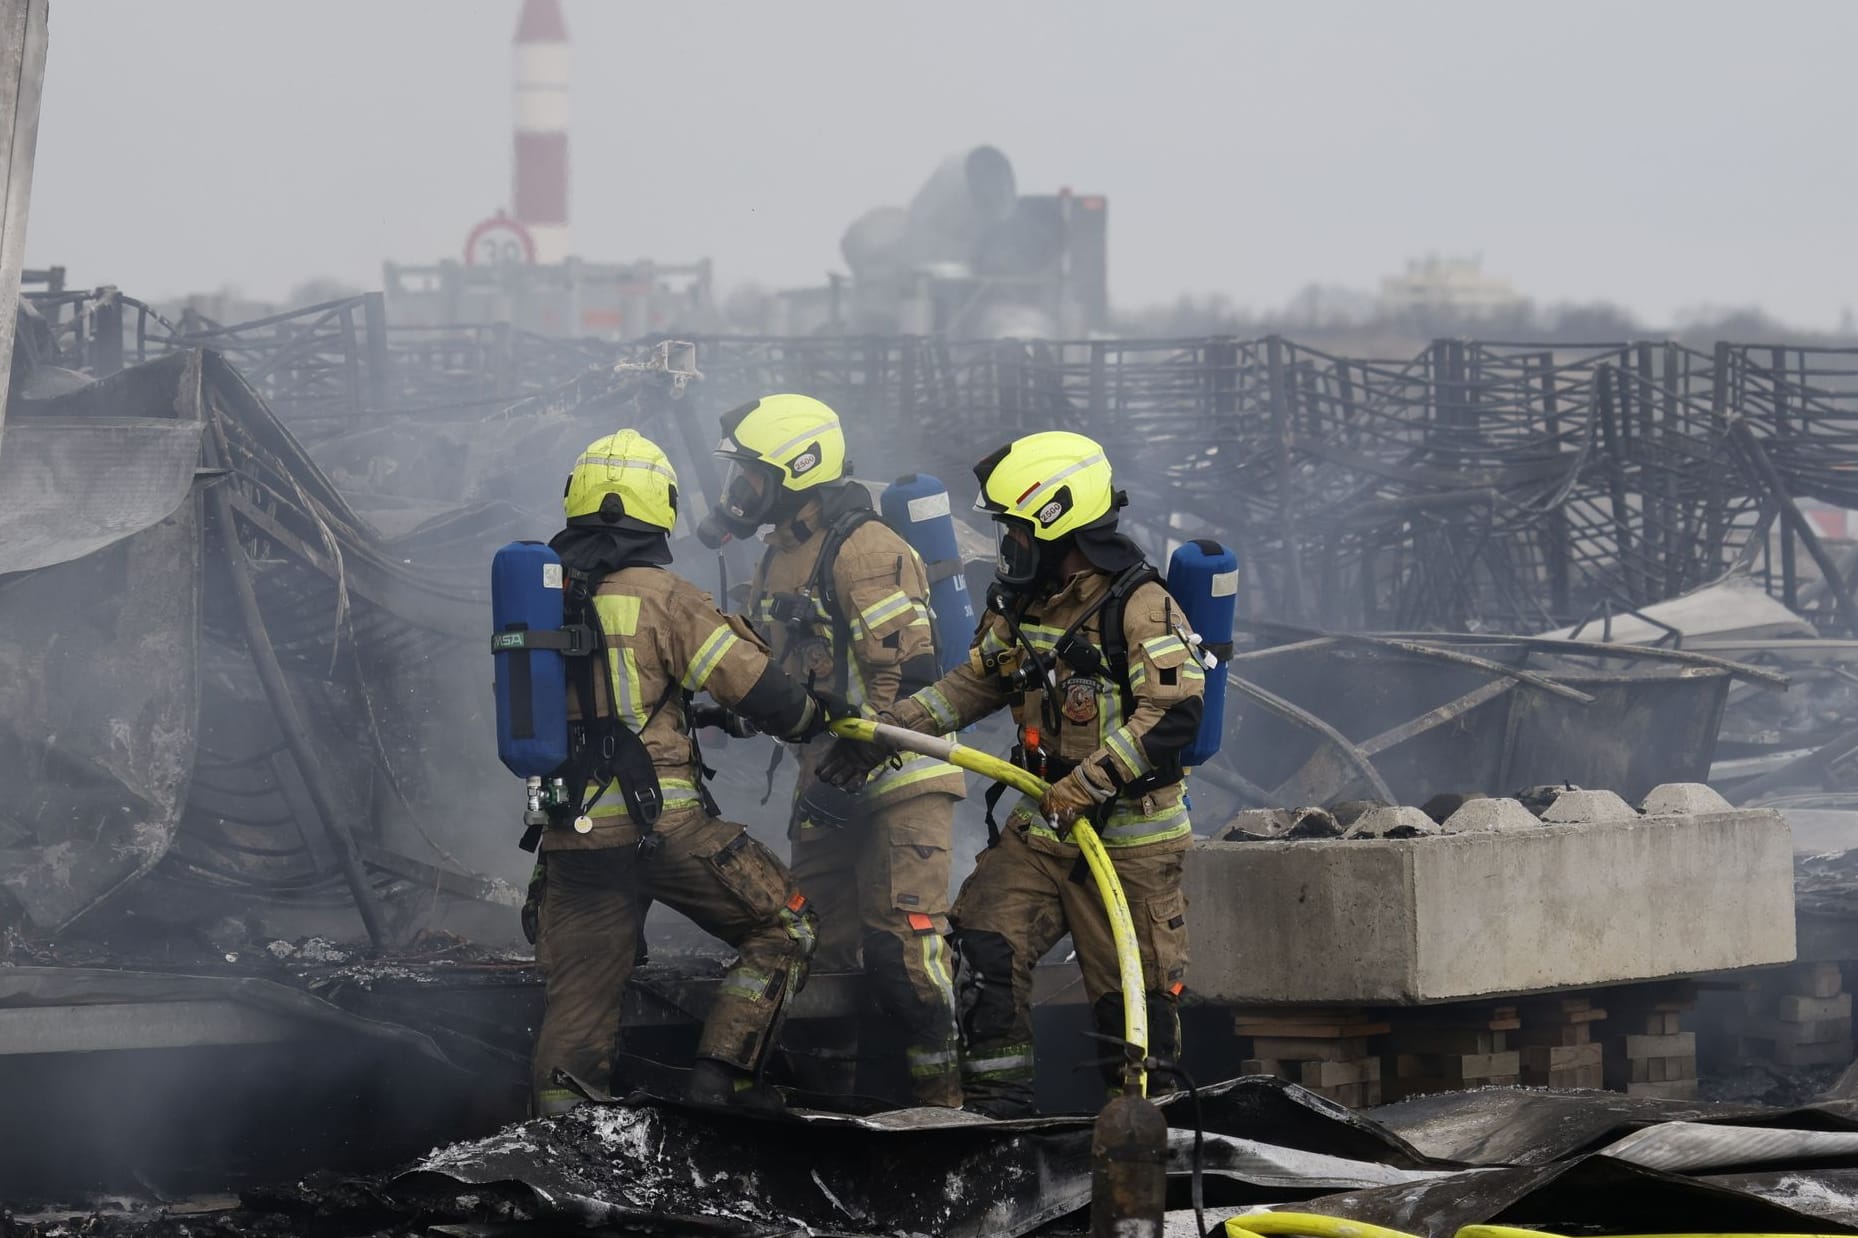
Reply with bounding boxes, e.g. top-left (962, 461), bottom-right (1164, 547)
top-left (961, 1043), bottom-right (1036, 1081)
